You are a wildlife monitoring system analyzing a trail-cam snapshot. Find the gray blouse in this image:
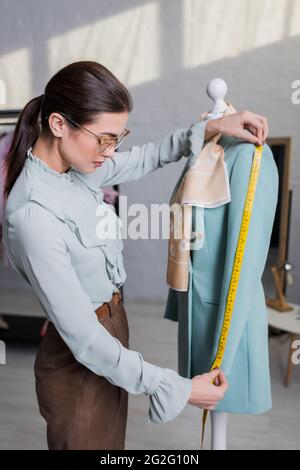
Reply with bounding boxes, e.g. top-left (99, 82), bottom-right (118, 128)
top-left (2, 120), bottom-right (207, 424)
